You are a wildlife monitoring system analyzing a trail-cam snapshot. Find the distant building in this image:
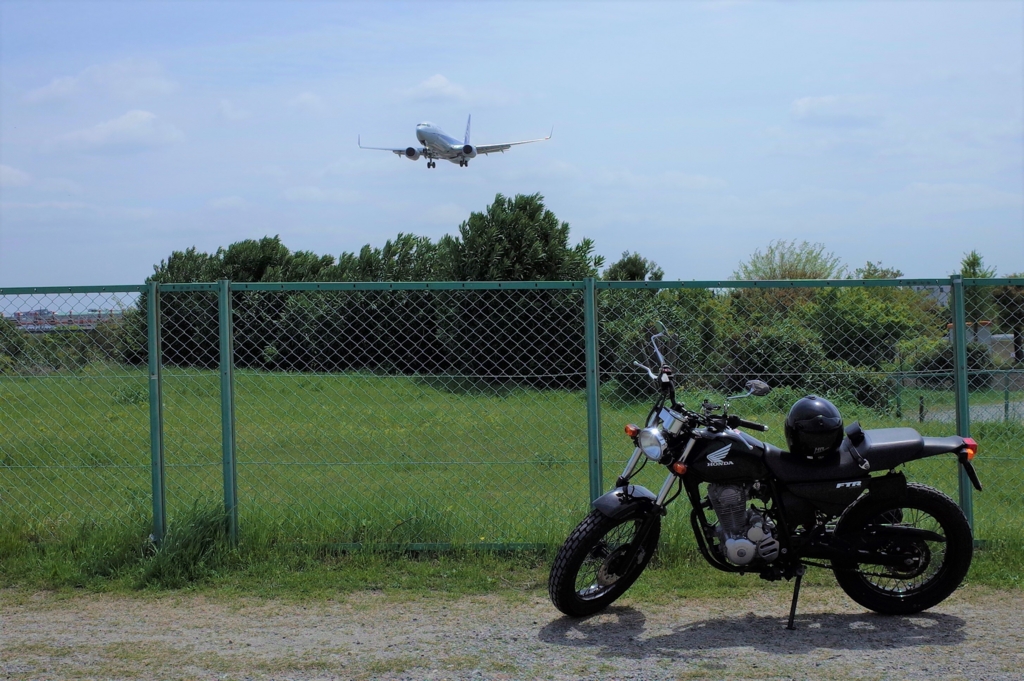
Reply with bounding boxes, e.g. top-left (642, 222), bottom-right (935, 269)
top-left (913, 284), bottom-right (950, 308)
